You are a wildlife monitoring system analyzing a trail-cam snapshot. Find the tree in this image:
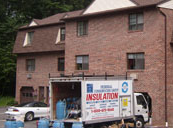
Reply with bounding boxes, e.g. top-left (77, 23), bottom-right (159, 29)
top-left (0, 0), bottom-right (92, 96)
